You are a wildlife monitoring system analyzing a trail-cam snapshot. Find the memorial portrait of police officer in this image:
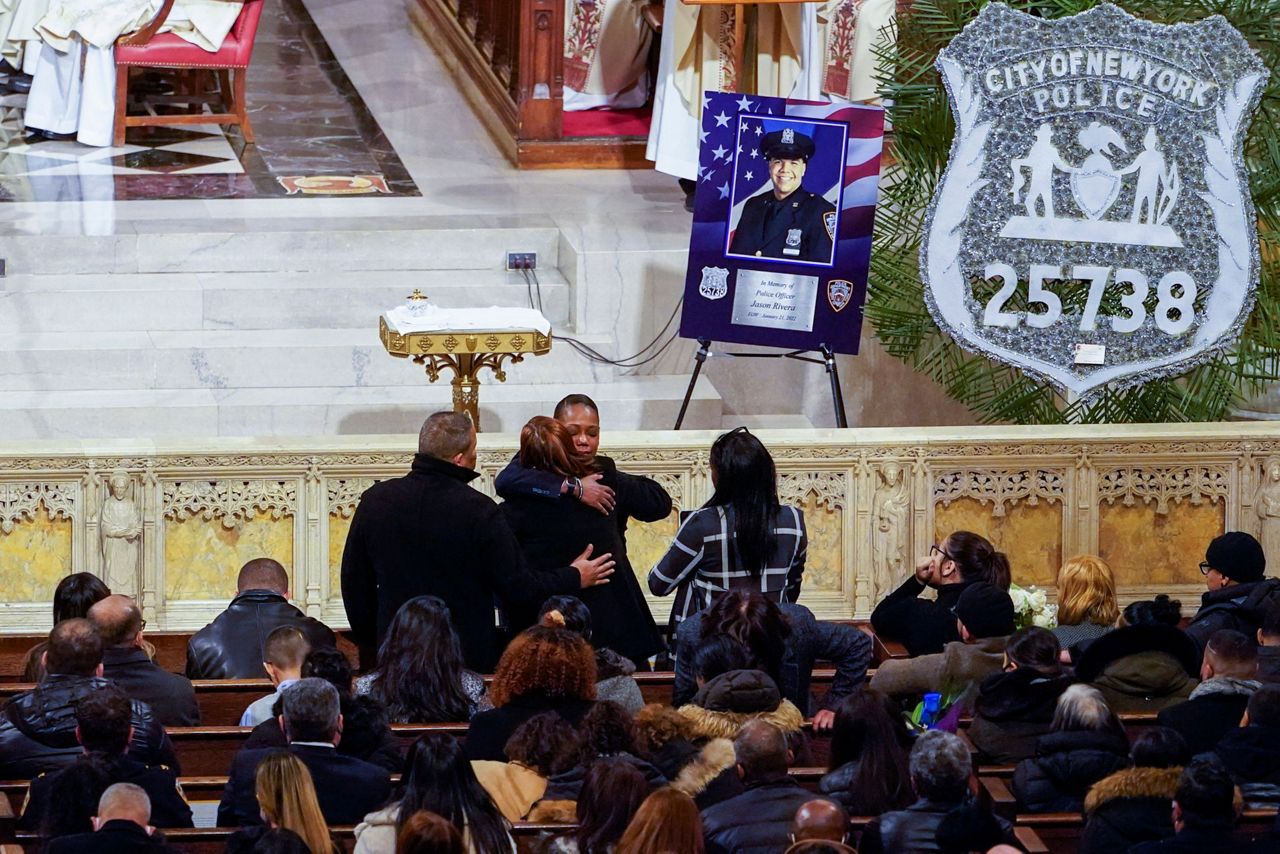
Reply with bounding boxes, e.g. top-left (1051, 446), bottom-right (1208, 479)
top-left (728, 128), bottom-right (838, 264)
